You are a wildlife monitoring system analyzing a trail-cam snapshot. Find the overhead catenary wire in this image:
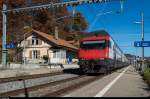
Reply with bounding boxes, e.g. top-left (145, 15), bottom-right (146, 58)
top-left (88, 0), bottom-right (124, 31)
top-left (88, 2), bottom-right (108, 31)
top-left (1, 0), bottom-right (126, 67)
